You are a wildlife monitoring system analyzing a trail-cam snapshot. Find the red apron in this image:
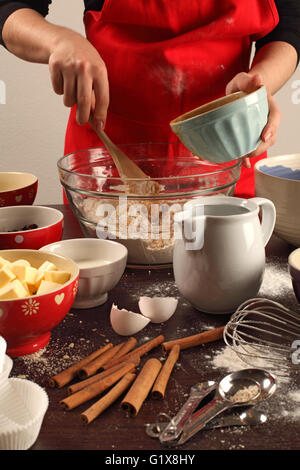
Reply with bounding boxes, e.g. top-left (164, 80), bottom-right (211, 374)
top-left (64, 0), bottom-right (278, 198)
